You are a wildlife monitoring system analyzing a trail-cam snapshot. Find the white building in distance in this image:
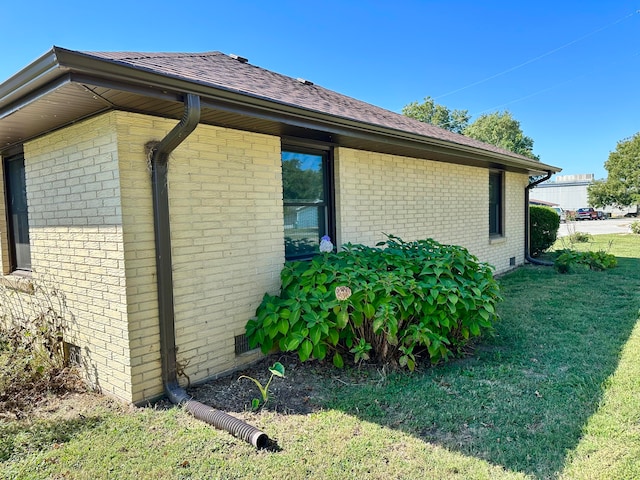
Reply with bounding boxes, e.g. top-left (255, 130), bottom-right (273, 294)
top-left (531, 174), bottom-right (638, 217)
